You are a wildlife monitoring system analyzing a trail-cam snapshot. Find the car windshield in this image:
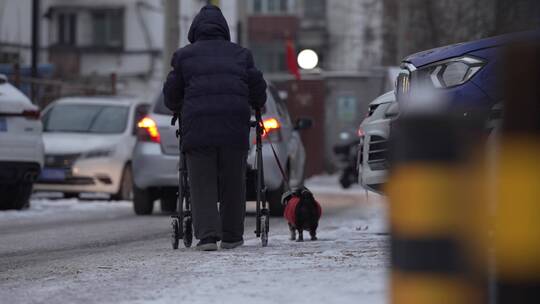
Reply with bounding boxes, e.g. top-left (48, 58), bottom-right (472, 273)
top-left (43, 104), bottom-right (129, 134)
